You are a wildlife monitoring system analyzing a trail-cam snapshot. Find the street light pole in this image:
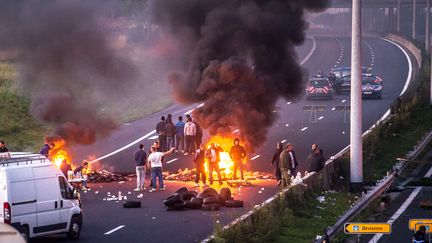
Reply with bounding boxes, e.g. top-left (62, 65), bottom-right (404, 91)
top-left (350, 0), bottom-right (363, 192)
top-left (397, 0), bottom-right (401, 32)
top-left (413, 0), bottom-right (417, 39)
top-left (426, 0), bottom-right (430, 51)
